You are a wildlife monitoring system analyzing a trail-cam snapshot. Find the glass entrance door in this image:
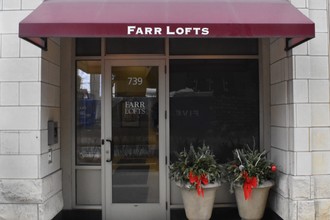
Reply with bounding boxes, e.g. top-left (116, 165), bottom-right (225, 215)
top-left (104, 60), bottom-right (166, 220)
